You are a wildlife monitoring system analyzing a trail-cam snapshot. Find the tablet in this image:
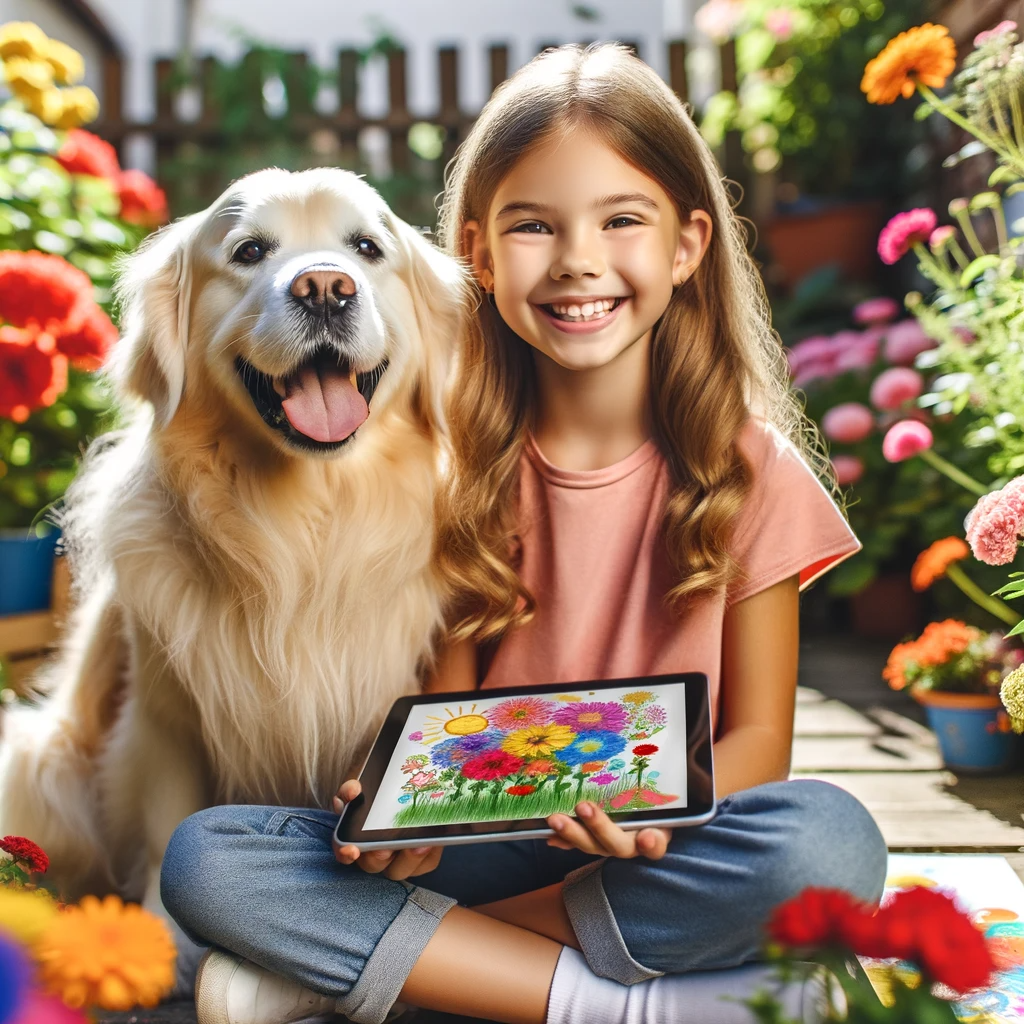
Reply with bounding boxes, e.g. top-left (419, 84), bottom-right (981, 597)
top-left (334, 672), bottom-right (715, 850)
